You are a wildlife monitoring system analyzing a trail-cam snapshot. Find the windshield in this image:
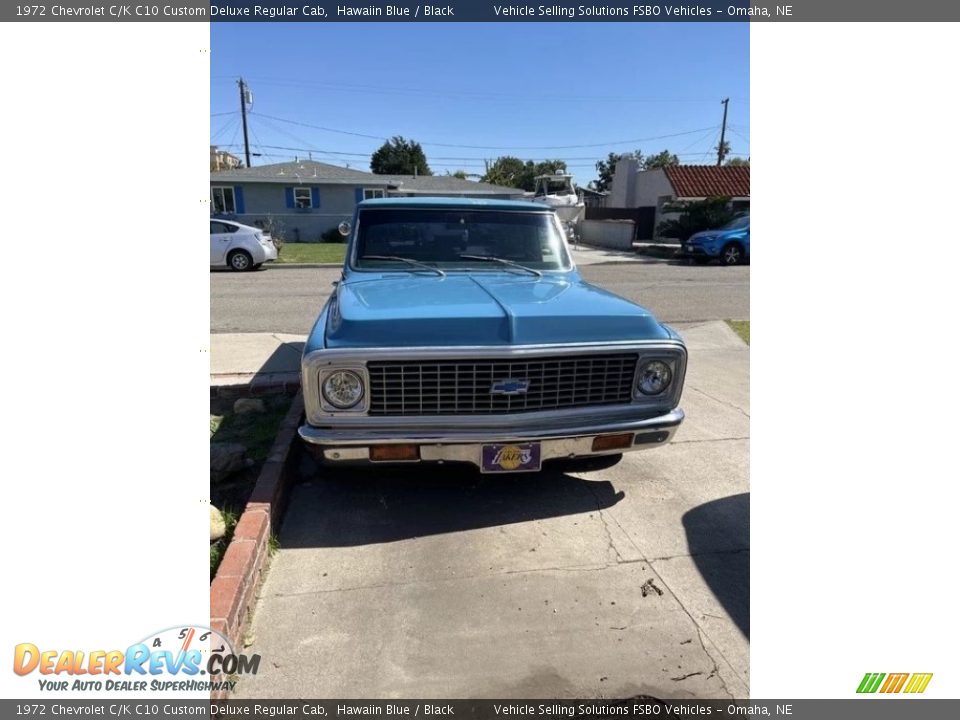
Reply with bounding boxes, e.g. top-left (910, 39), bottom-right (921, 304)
top-left (353, 208), bottom-right (572, 272)
top-left (721, 215), bottom-right (750, 230)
